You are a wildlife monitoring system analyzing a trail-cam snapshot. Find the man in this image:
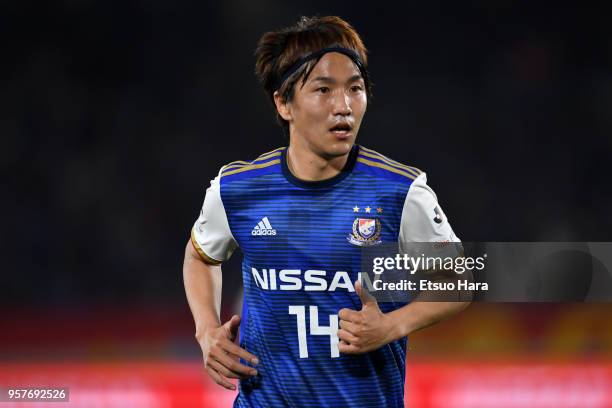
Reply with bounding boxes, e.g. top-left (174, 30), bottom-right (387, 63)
top-left (183, 15), bottom-right (469, 407)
